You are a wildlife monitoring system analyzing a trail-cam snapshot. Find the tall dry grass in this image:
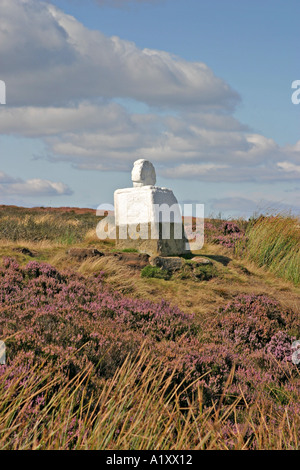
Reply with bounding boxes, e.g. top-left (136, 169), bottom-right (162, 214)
top-left (245, 215), bottom-right (300, 286)
top-left (1, 347), bottom-right (299, 450)
top-left (0, 207), bottom-right (100, 244)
